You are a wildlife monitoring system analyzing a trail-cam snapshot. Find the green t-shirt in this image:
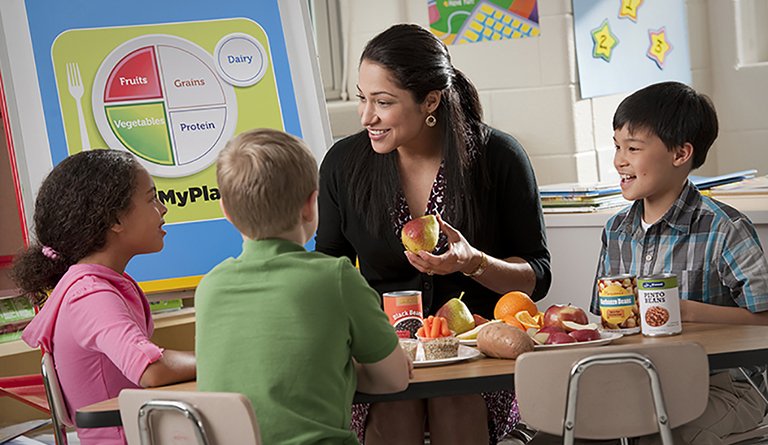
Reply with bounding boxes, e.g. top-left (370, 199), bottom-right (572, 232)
top-left (196, 238), bottom-right (399, 444)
